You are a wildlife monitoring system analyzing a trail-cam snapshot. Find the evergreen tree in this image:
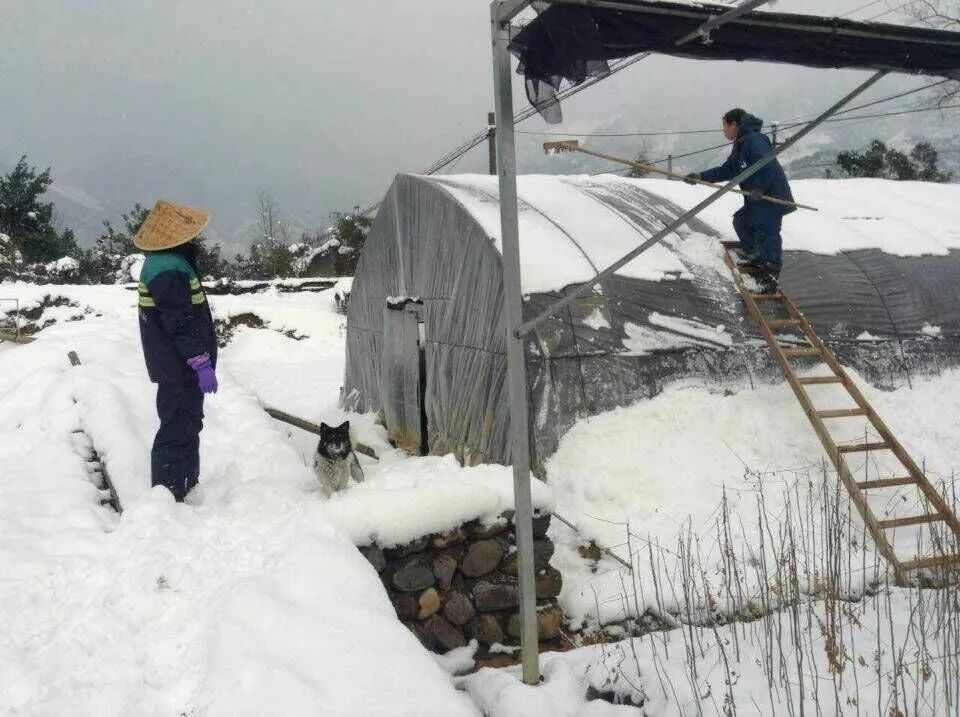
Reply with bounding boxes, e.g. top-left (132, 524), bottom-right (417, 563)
top-left (835, 139), bottom-right (952, 182)
top-left (0, 156), bottom-right (77, 263)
